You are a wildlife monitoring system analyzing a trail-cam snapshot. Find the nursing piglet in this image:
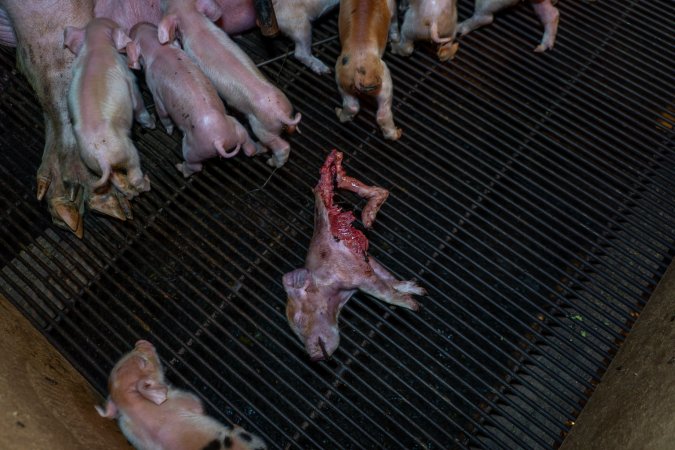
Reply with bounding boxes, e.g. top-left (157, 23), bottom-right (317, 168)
top-left (128, 22), bottom-right (255, 177)
top-left (97, 340), bottom-right (267, 450)
top-left (159, 0), bottom-right (301, 168)
top-left (391, 0), bottom-right (459, 62)
top-left (457, 0), bottom-right (559, 52)
top-left (65, 18), bottom-right (155, 197)
top-left (335, 0), bottom-right (401, 140)
top-left (283, 150), bottom-right (425, 360)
